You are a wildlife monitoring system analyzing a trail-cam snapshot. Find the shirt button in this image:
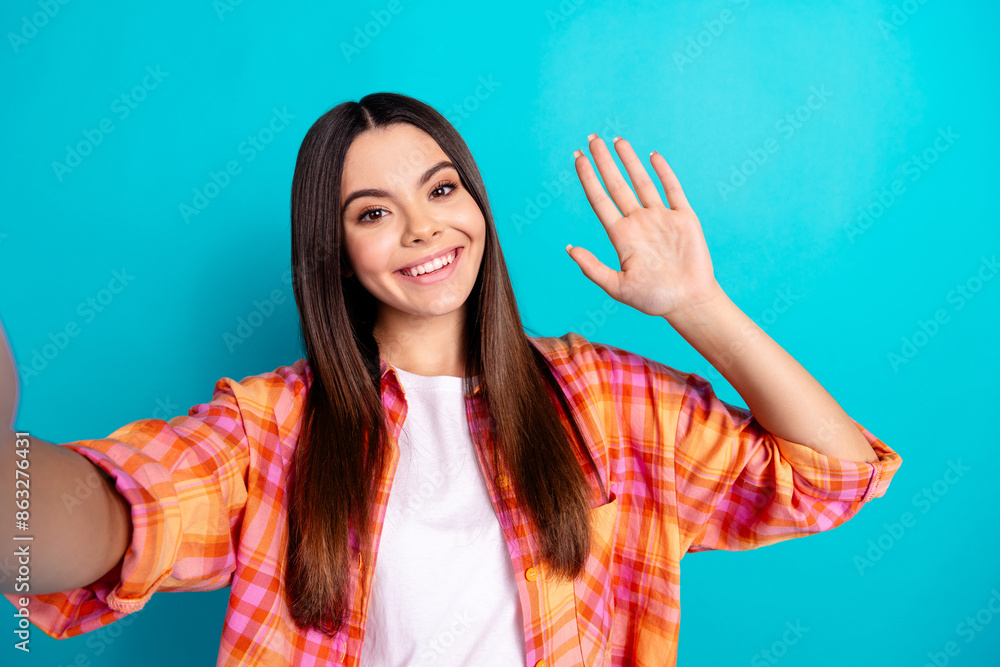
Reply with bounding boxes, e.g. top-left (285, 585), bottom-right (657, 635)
top-left (525, 567), bottom-right (539, 582)
top-left (496, 473), bottom-right (510, 488)
top-left (534, 660), bottom-right (547, 667)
